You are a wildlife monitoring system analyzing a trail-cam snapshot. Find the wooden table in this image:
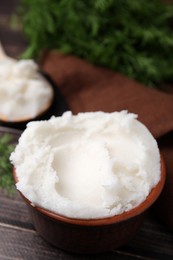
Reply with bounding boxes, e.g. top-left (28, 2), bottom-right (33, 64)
top-left (0, 1), bottom-right (173, 259)
top-left (0, 175), bottom-right (173, 260)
